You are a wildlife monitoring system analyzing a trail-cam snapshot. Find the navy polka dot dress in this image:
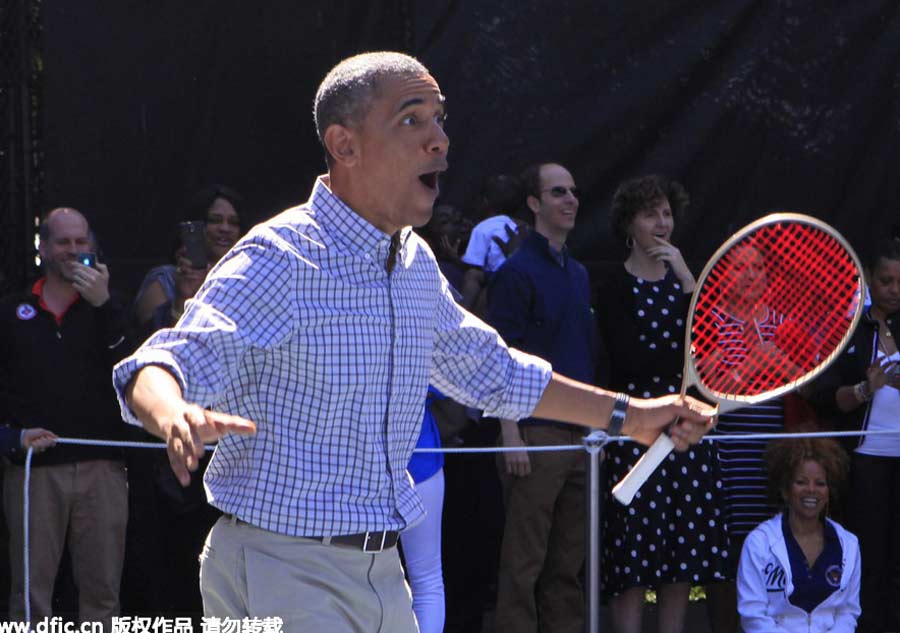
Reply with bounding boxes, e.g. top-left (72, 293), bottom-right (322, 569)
top-left (596, 267), bottom-right (731, 596)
